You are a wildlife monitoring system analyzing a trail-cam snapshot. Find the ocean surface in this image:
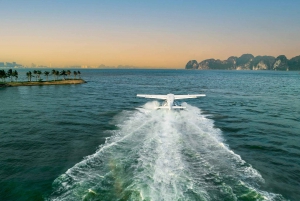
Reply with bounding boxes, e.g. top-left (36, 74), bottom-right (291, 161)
top-left (0, 69), bottom-right (299, 201)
